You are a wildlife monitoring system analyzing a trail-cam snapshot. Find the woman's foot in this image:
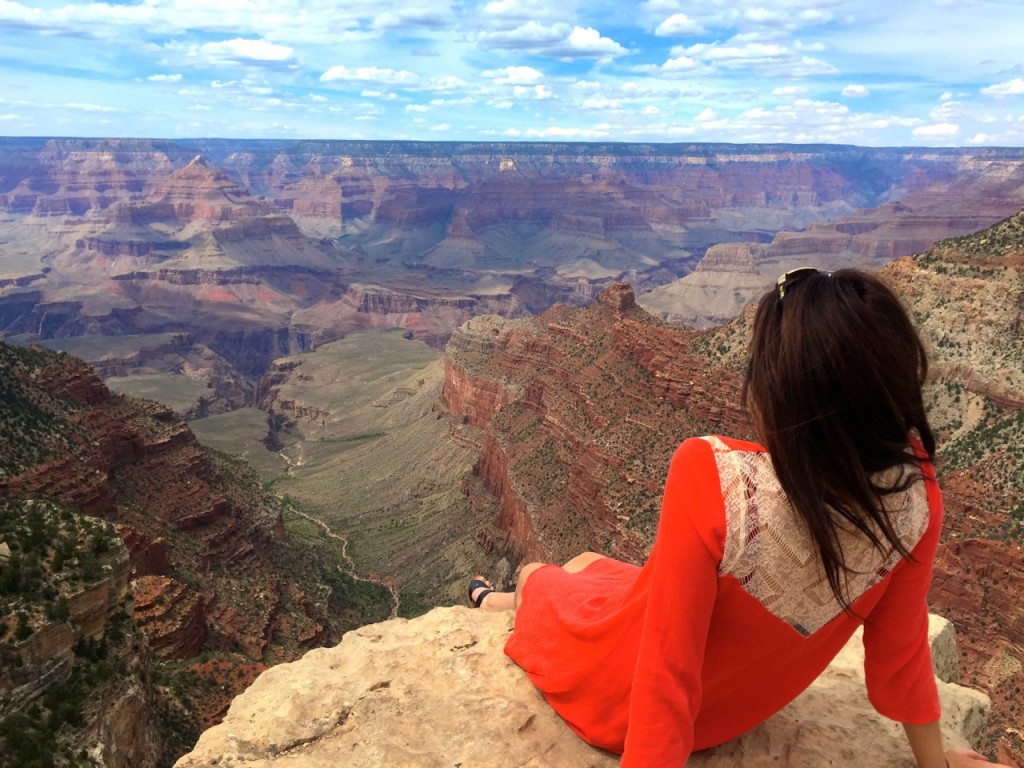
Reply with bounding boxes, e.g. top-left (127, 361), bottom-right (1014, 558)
top-left (468, 576), bottom-right (494, 608)
top-left (467, 576), bottom-right (516, 611)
